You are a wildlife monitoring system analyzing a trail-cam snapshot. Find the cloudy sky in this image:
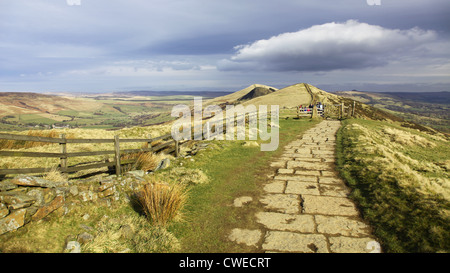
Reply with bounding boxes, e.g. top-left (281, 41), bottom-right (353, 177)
top-left (0, 0), bottom-right (449, 93)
